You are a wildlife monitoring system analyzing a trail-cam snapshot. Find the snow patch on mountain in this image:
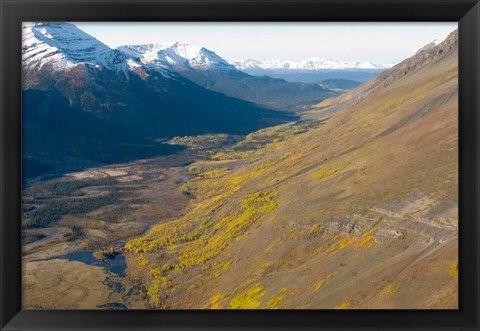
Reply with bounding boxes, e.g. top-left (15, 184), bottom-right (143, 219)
top-left (231, 58), bottom-right (395, 71)
top-left (22, 22), bottom-right (132, 73)
top-left (118, 42), bottom-right (235, 71)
